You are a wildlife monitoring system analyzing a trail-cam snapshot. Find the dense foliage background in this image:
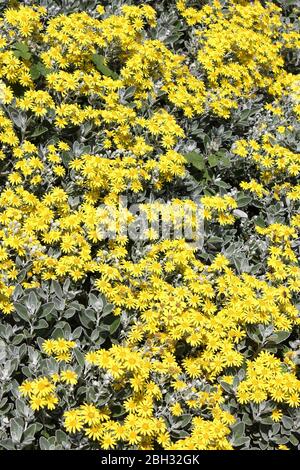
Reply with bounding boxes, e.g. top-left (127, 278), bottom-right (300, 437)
top-left (0, 0), bottom-right (300, 450)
